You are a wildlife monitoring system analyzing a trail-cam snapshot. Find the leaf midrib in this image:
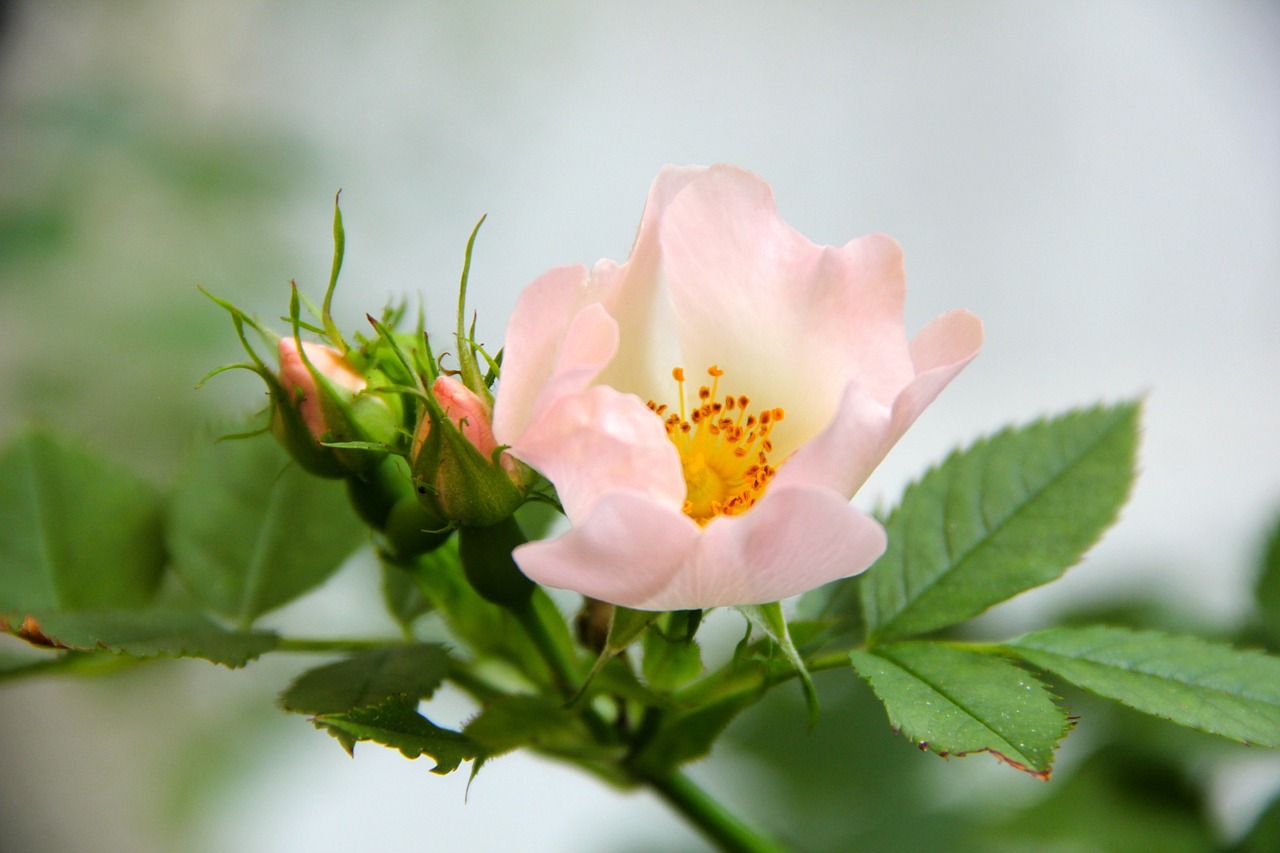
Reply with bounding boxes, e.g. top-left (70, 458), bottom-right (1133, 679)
top-left (22, 439), bottom-right (62, 609)
top-left (874, 408), bottom-right (1131, 640)
top-left (872, 648), bottom-right (1043, 769)
top-left (236, 475), bottom-right (289, 628)
top-left (1015, 643), bottom-right (1280, 707)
